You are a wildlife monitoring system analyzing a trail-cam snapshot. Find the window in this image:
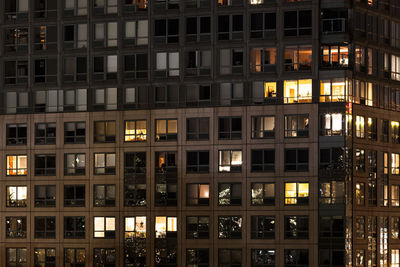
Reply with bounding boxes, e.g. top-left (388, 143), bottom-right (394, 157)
top-left (186, 151), bottom-right (209, 173)
top-left (5, 61), bottom-right (28, 85)
top-left (6, 186), bottom-right (27, 207)
top-left (391, 217), bottom-right (400, 239)
top-left (355, 149), bottom-right (365, 172)
top-left (251, 249), bottom-right (275, 267)
top-left (392, 249), bottom-right (400, 267)
top-left (124, 20), bottom-right (148, 45)
top-left (355, 250), bottom-right (365, 267)
top-left (393, 121), bottom-right (400, 143)
top-left (367, 117), bottom-right (377, 140)
top-left (284, 114), bottom-right (309, 137)
top-left (251, 183), bottom-right (275, 205)
top-left (218, 150), bottom-right (242, 172)
top-left (94, 153), bottom-right (116, 175)
top-left (220, 48), bottom-right (243, 74)
top-left (284, 46), bottom-right (312, 71)
top-left (94, 217), bottom-right (116, 238)
top-left (93, 0), bottom-right (117, 13)
top-left (34, 185), bottom-right (56, 207)
top-left (124, 54), bottom-right (148, 79)
top-left (187, 118), bottom-right (209, 140)
top-left (94, 185), bottom-right (116, 207)
top-left (35, 155), bottom-right (56, 176)
top-left (155, 217), bottom-right (178, 265)
top-left (252, 81), bottom-right (277, 103)
top-left (155, 152), bottom-right (177, 206)
top-left (35, 123), bottom-right (56, 145)
top-left (6, 124), bottom-right (27, 145)
top-left (284, 79), bottom-right (312, 103)
top-left (186, 84), bottom-right (211, 106)
top-left (284, 216), bottom-right (309, 239)
top-left (218, 249), bottom-right (242, 267)
top-left (321, 9), bottom-right (347, 34)
top-left (355, 216), bottom-right (365, 239)
top-left (155, 119), bottom-right (178, 141)
top-left (319, 180), bottom-right (345, 204)
top-left (34, 217), bottom-right (56, 238)
top-left (220, 82), bottom-right (244, 105)
top-left (218, 183), bottom-right (241, 206)
top-left (320, 79), bottom-right (346, 102)
top-left (154, 85), bottom-right (179, 106)
top-left (284, 149), bottom-right (309, 171)
top-left (321, 45), bottom-right (349, 68)
top-left (6, 91), bottom-right (29, 114)
top-left (284, 10), bottom-right (312, 36)
top-left (6, 248), bottom-right (27, 267)
top-left (251, 149), bottom-right (274, 172)
top-left (5, 0), bottom-right (28, 20)
top-left (63, 56), bottom-right (87, 82)
top-left (250, 48), bottom-right (276, 72)
top-left (7, 155), bottom-right (27, 175)
top-left (64, 154), bottom-right (86, 175)
top-left (250, 12), bottom-right (276, 39)
top-left (124, 87), bottom-right (137, 106)
top-left (218, 216), bottom-right (242, 239)
top-left (319, 216), bottom-right (345, 239)
top-left (34, 25), bottom-right (57, 51)
top-left (187, 249), bottom-right (209, 267)
top-left (64, 248), bottom-right (85, 267)
top-left (124, 152), bottom-right (146, 206)
top-left (64, 0), bottom-right (87, 16)
top-left (64, 122), bottom-right (86, 144)
top-left (251, 116), bottom-right (275, 138)
top-left (34, 248), bottom-right (56, 267)
top-left (186, 184), bottom-right (209, 206)
top-left (284, 249), bottom-right (309, 267)
top-left (355, 115), bottom-right (365, 138)
top-left (6, 217), bottom-right (26, 238)
top-left (123, 0), bottom-right (147, 11)
top-left (63, 88), bottom-right (87, 111)
top-left (93, 55), bottom-right (117, 80)
top-left (64, 185), bottom-right (85, 207)
top-left (251, 216), bottom-right (275, 239)
top-left (185, 16), bottom-right (211, 42)
top-left (392, 185), bottom-right (400, 207)
top-left (34, 90), bottom-right (63, 113)
top-left (34, 58), bottom-right (57, 83)
top-left (355, 182), bottom-right (365, 205)
top-left (4, 27), bottom-right (28, 52)
top-left (64, 24), bottom-right (87, 49)
top-left (94, 22), bottom-right (117, 47)
top-left (124, 216), bottom-right (146, 266)
top-left (218, 0), bottom-right (242, 6)
top-left (218, 117), bottom-right (242, 139)
top-left (94, 88), bottom-right (117, 111)
top-left (155, 52), bottom-right (179, 77)
top-left (93, 248), bottom-right (116, 267)
top-left (186, 216), bottom-right (209, 239)
top-left (218, 15), bottom-right (243, 40)
top-left (185, 50), bottom-right (211, 76)
top-left (319, 147), bottom-right (344, 171)
top-left (94, 121), bottom-right (116, 143)
top-left (154, 19), bottom-right (179, 44)
top-left (285, 182), bottom-right (309, 205)
top-left (64, 217), bottom-right (85, 238)
top-left (381, 120), bottom-right (389, 142)
top-left (320, 113), bottom-right (343, 136)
